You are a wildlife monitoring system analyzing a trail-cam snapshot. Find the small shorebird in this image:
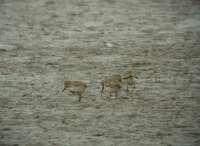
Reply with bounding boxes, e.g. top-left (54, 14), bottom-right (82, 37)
top-left (62, 80), bottom-right (87, 102)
